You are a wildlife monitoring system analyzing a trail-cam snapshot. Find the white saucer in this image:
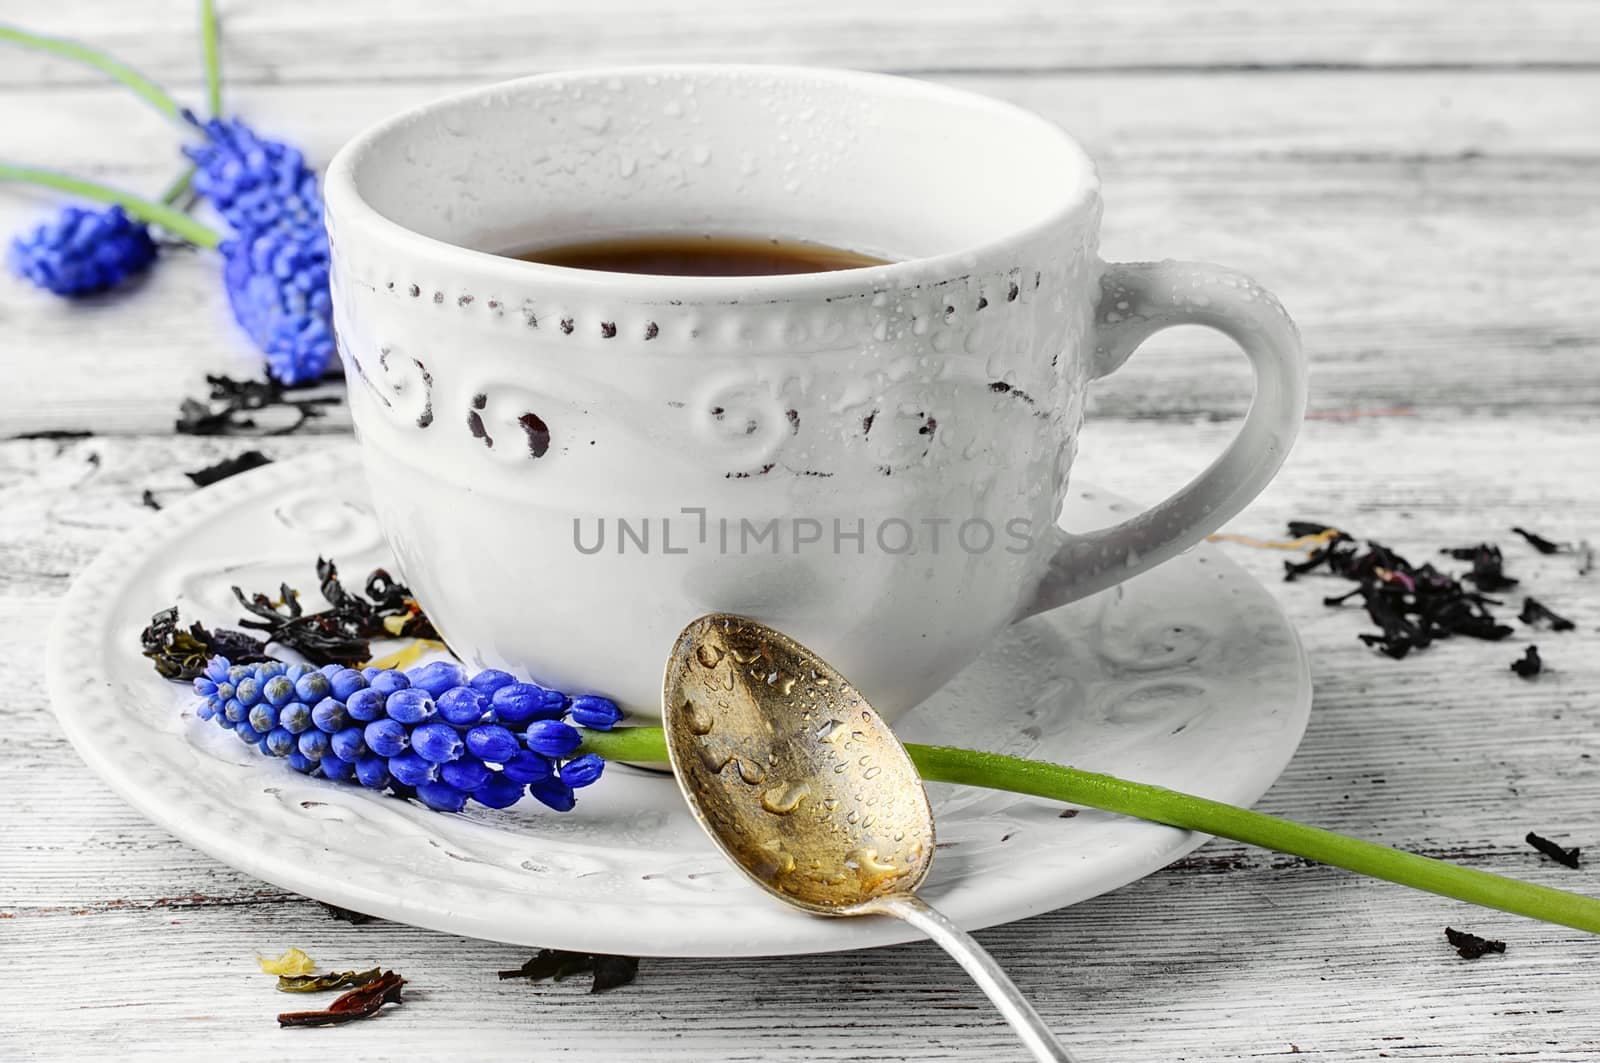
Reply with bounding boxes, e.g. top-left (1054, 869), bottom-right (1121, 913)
top-left (45, 446), bottom-right (1309, 957)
